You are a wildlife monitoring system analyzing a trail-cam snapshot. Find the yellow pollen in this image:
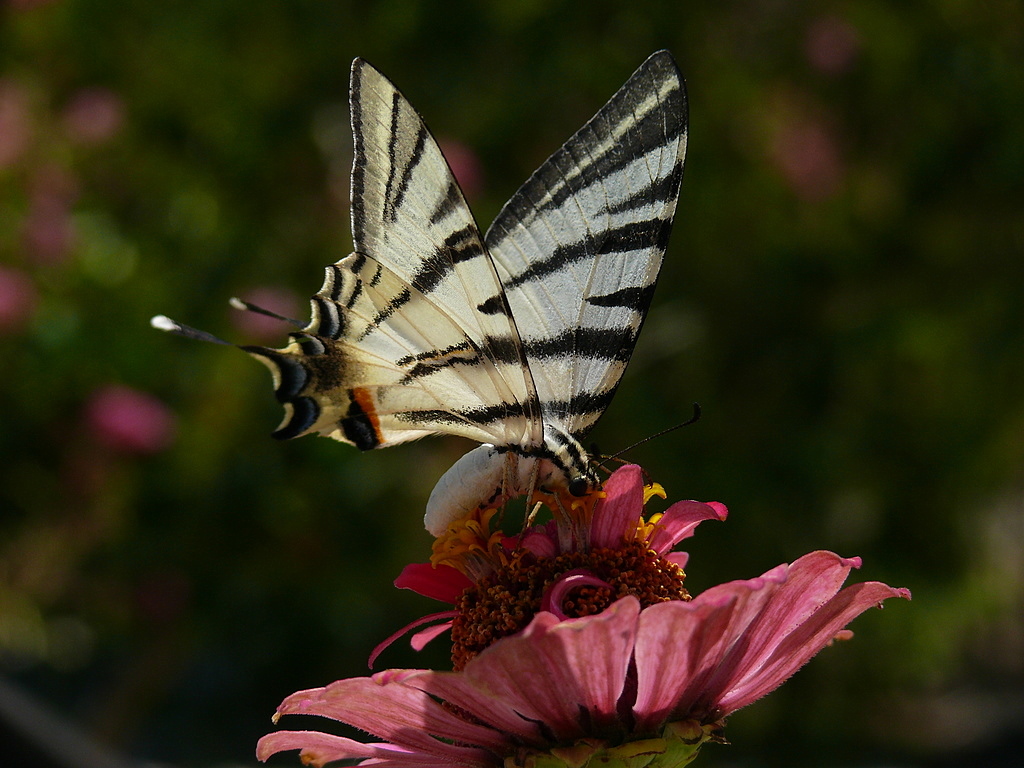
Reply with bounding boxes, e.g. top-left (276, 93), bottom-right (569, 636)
top-left (431, 506), bottom-right (506, 573)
